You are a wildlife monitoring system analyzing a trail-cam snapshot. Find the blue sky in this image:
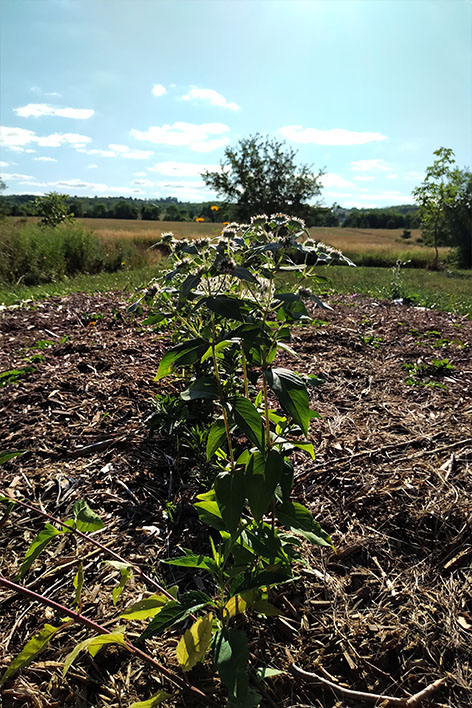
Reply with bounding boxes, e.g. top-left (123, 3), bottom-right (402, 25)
top-left (1, 0), bottom-right (471, 208)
